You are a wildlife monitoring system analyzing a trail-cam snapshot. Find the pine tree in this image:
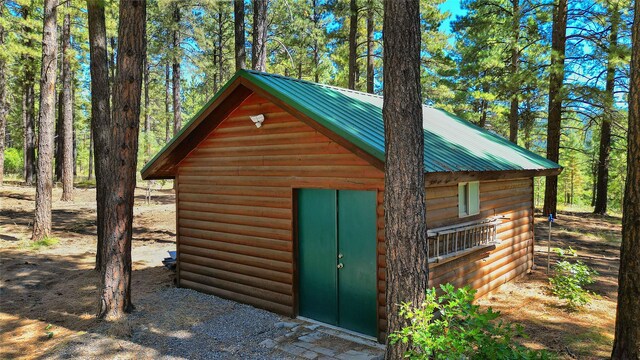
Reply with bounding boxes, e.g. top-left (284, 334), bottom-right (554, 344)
top-left (0, 0), bottom-right (6, 186)
top-left (234, 0), bottom-right (246, 71)
top-left (172, 3), bottom-right (181, 134)
top-left (60, 0), bottom-right (74, 201)
top-left (383, 0), bottom-right (428, 357)
top-left (611, 0), bottom-right (639, 356)
top-left (87, 0), bottom-right (112, 270)
top-left (252, 0), bottom-right (267, 71)
top-left (99, 0), bottom-right (146, 320)
top-left (543, 0), bottom-right (568, 218)
top-left (32, 0), bottom-right (59, 241)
